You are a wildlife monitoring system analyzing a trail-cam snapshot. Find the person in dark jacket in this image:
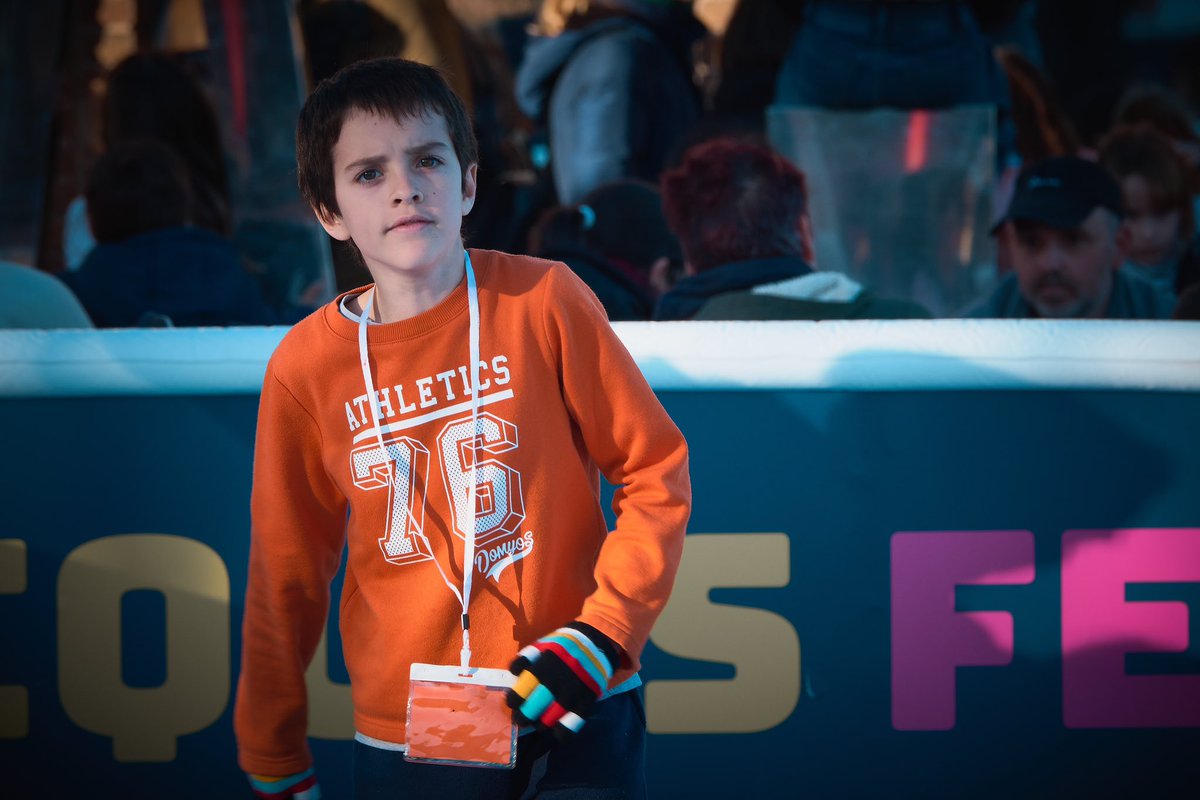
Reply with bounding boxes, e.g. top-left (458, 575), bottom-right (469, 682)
top-left (971, 156), bottom-right (1175, 319)
top-left (515, 0), bottom-right (702, 204)
top-left (64, 141), bottom-right (275, 327)
top-left (528, 179), bottom-right (678, 320)
top-left (654, 138), bottom-right (930, 321)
